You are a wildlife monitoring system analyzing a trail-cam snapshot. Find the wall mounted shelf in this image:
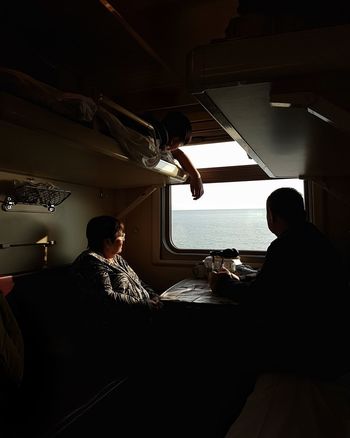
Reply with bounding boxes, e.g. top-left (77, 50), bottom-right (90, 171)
top-left (2, 182), bottom-right (71, 212)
